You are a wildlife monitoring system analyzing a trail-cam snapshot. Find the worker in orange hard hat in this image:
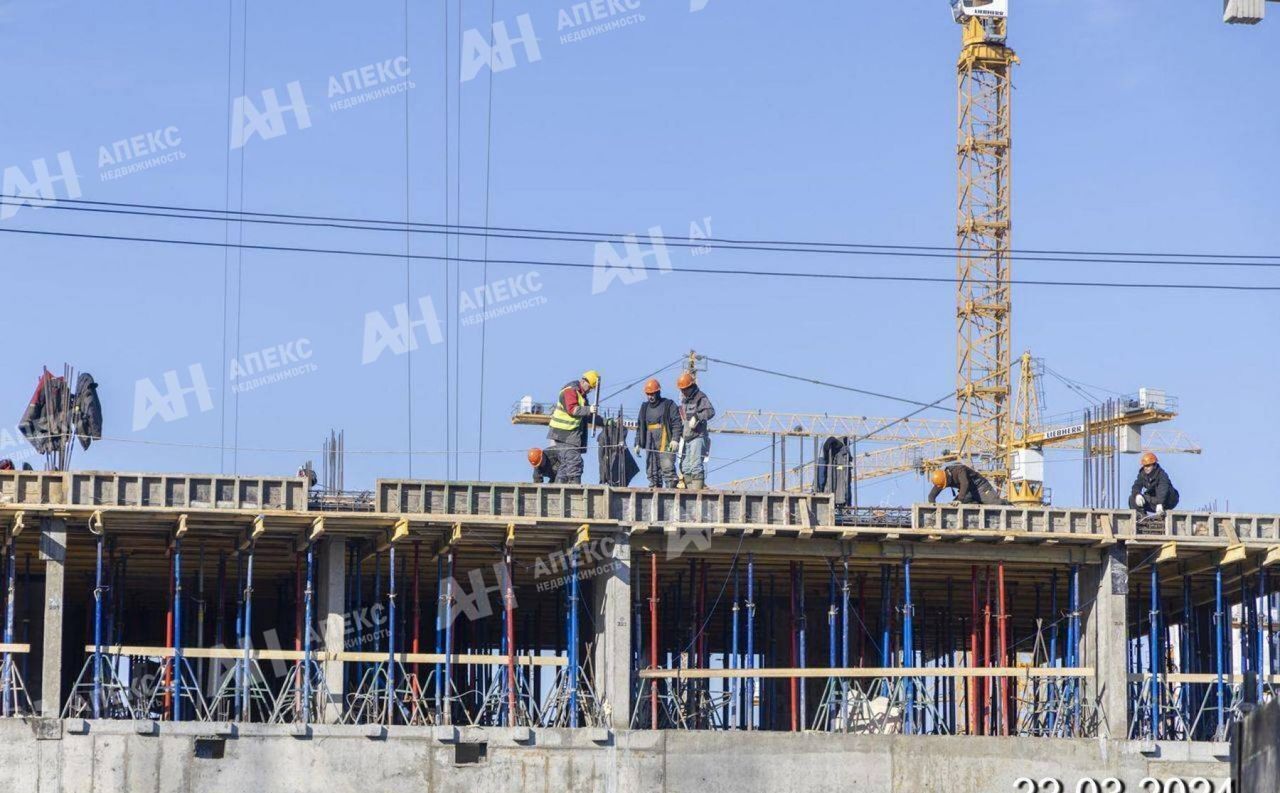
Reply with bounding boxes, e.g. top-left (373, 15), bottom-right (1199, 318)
top-left (546, 370), bottom-right (606, 484)
top-left (677, 371), bottom-right (716, 490)
top-left (634, 378), bottom-right (682, 487)
top-left (1129, 452), bottom-right (1179, 515)
top-left (927, 463), bottom-right (1007, 505)
top-left (528, 447), bottom-right (559, 484)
